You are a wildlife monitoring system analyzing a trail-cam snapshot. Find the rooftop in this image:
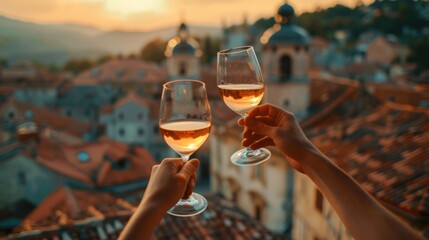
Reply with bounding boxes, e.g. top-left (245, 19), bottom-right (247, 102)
top-left (35, 137), bottom-right (156, 187)
top-left (74, 59), bottom-right (167, 85)
top-left (0, 98), bottom-right (92, 138)
top-left (9, 193), bottom-right (283, 240)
